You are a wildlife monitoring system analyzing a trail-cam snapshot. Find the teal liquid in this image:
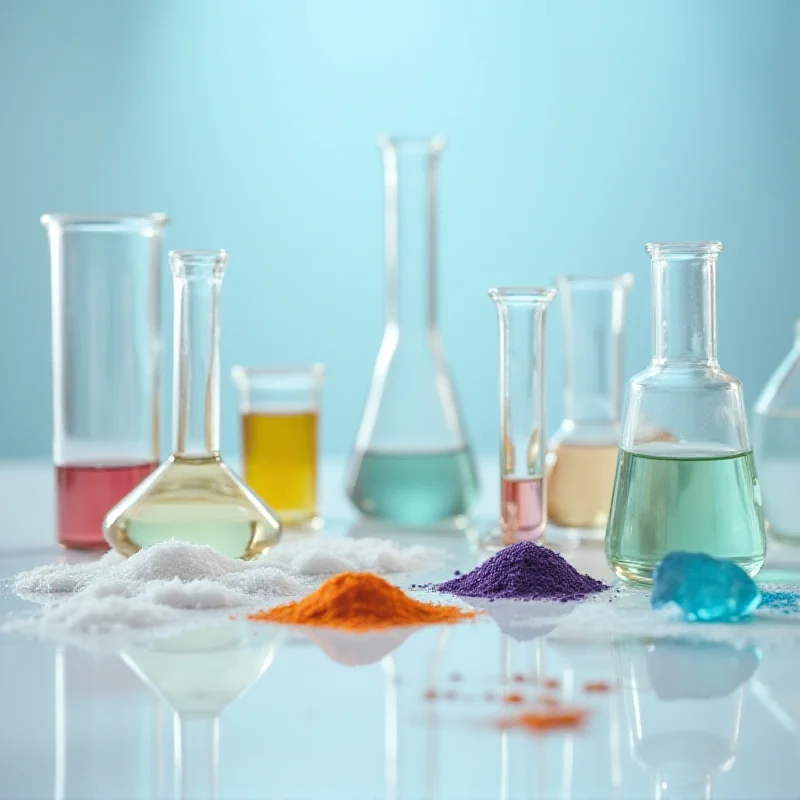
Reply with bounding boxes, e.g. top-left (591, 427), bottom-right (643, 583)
top-left (348, 447), bottom-right (478, 526)
top-left (606, 445), bottom-right (766, 585)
